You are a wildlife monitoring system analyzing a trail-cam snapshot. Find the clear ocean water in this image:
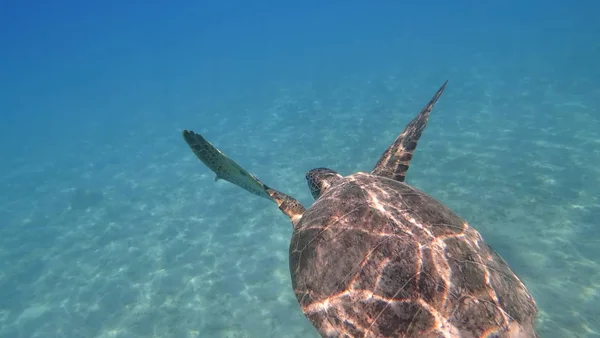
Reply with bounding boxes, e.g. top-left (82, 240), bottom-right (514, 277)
top-left (1, 1), bottom-right (599, 337)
